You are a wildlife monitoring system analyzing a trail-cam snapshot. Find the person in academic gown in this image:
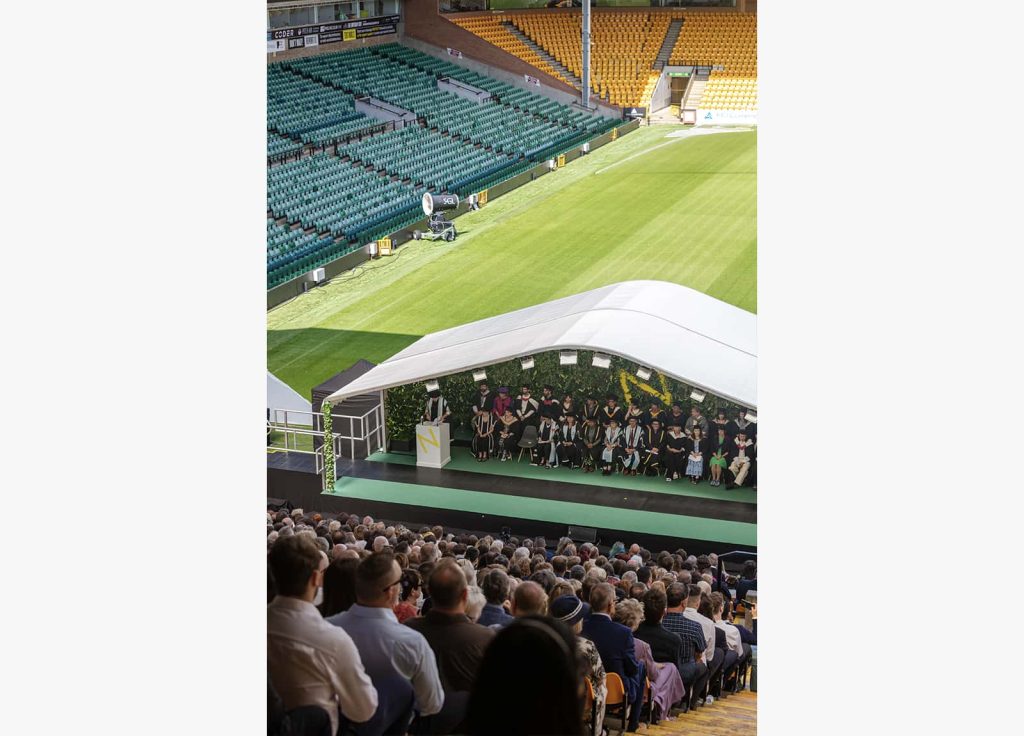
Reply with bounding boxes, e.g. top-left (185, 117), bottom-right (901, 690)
top-left (727, 408), bottom-right (755, 440)
top-left (423, 389), bottom-right (451, 424)
top-left (708, 426), bottom-right (731, 487)
top-left (535, 415), bottom-right (560, 467)
top-left (472, 381), bottom-right (495, 416)
top-left (557, 413), bottom-right (582, 469)
top-left (558, 393), bottom-right (576, 423)
top-left (684, 405), bottom-right (709, 437)
top-left (642, 402), bottom-right (666, 428)
top-left (685, 426), bottom-right (709, 484)
top-left (581, 417), bottom-right (603, 473)
top-left (600, 419), bottom-right (623, 475)
top-left (663, 422), bottom-right (688, 482)
top-left (619, 415), bottom-right (645, 475)
top-left (601, 395), bottom-right (625, 427)
top-left (624, 401), bottom-right (645, 427)
top-left (710, 408), bottom-right (731, 438)
top-left (665, 403), bottom-right (687, 433)
top-left (515, 386), bottom-right (539, 427)
top-left (491, 386), bottom-right (512, 422)
top-left (471, 409), bottom-right (496, 461)
top-left (727, 431), bottom-right (756, 488)
top-left (581, 396), bottom-right (600, 426)
top-left (639, 418), bottom-right (667, 476)
top-left (496, 409), bottom-right (521, 461)
top-left (538, 385), bottom-right (562, 425)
